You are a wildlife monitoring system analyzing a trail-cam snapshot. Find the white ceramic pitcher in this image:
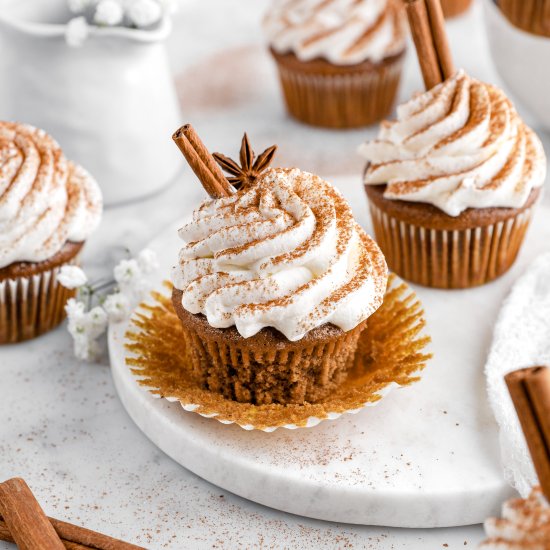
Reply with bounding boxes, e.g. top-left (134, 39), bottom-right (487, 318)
top-left (0, 0), bottom-right (182, 205)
